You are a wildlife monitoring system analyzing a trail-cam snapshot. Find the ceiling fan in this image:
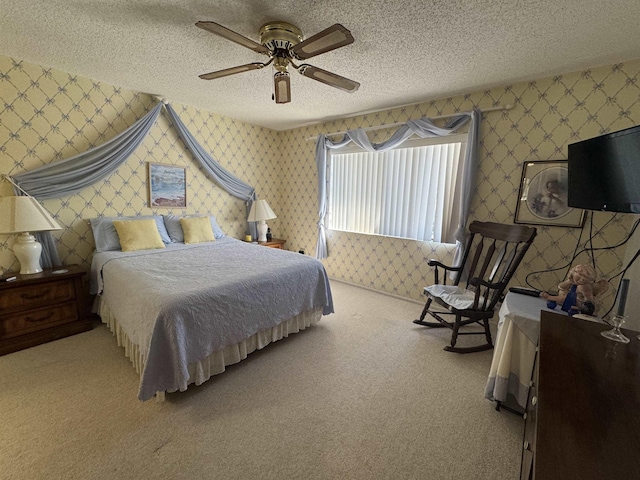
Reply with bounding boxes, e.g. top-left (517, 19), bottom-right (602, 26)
top-left (195, 20), bottom-right (360, 104)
